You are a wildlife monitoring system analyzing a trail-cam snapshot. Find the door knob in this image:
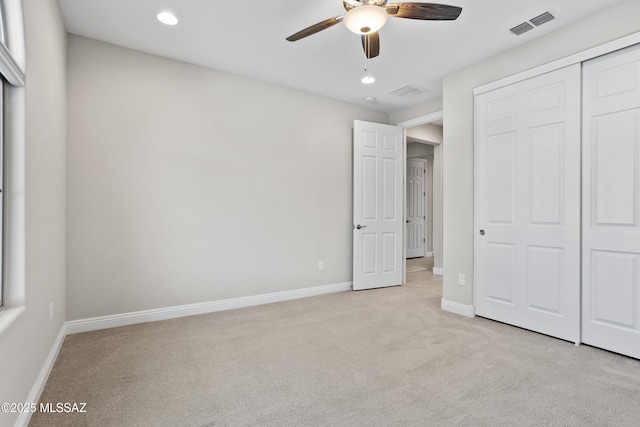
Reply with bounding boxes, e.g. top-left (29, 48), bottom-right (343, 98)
top-left (355, 224), bottom-right (367, 230)
top-left (479, 229), bottom-right (485, 236)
